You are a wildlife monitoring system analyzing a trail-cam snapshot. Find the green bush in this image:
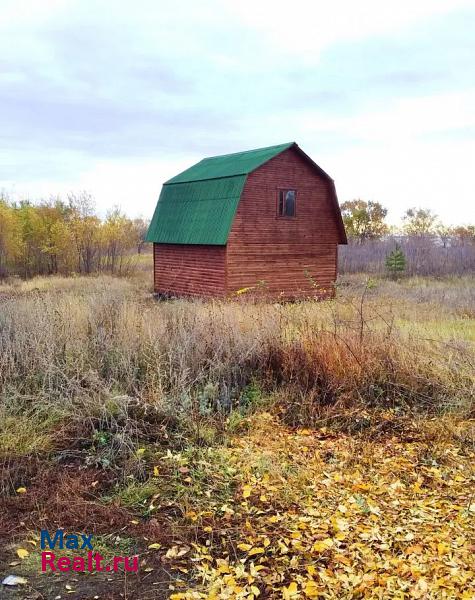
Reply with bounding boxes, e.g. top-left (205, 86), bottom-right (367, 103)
top-left (385, 245), bottom-right (406, 279)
